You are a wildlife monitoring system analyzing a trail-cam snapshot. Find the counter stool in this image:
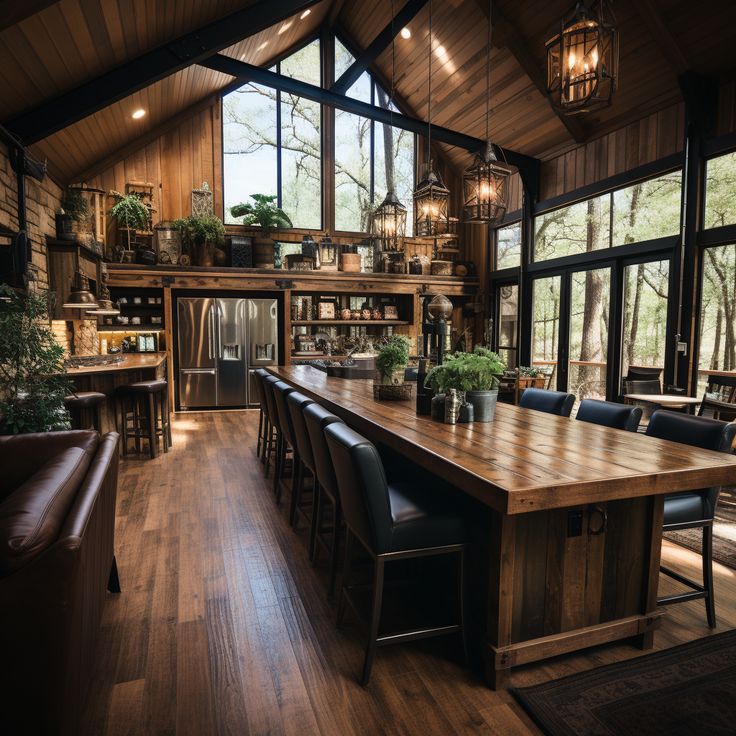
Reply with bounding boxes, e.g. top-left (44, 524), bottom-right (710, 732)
top-left (303, 403), bottom-right (344, 597)
top-left (286, 391), bottom-right (316, 530)
top-left (116, 380), bottom-right (171, 459)
top-left (64, 391), bottom-right (106, 432)
top-left (271, 381), bottom-right (297, 502)
top-left (253, 368), bottom-right (271, 463)
top-left (261, 375), bottom-right (283, 478)
top-left (325, 422), bottom-right (467, 686)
